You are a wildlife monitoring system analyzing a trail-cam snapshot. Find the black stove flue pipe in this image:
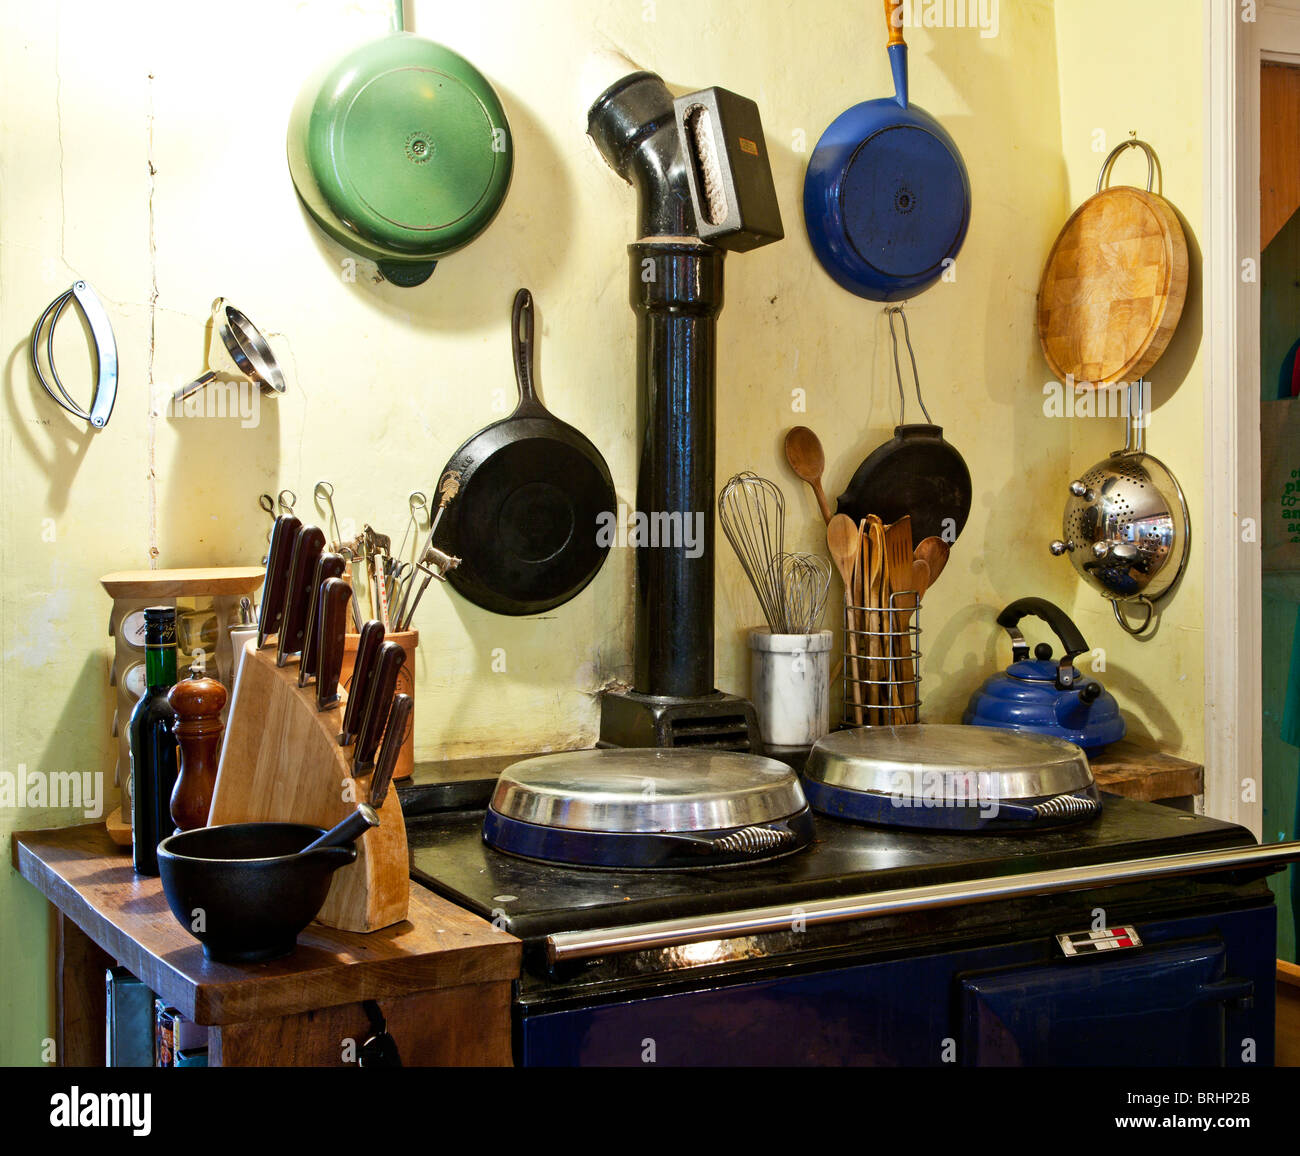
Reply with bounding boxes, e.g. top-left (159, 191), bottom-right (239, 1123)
top-left (589, 73), bottom-right (721, 699)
